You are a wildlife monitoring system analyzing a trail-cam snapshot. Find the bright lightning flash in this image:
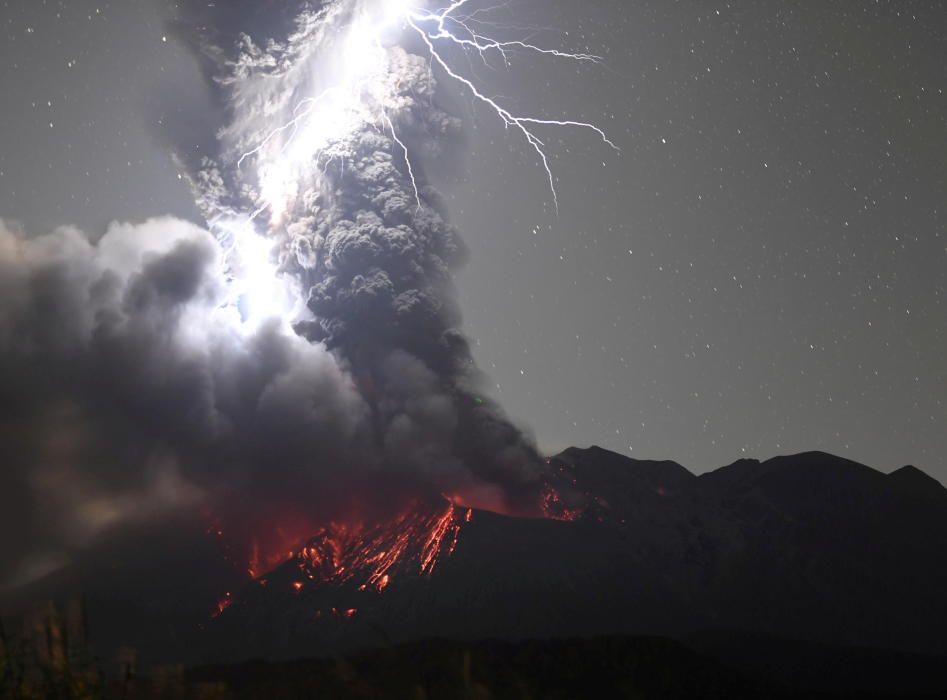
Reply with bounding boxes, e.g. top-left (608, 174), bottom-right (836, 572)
top-left (214, 218), bottom-right (303, 333)
top-left (240, 0), bottom-right (618, 220)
